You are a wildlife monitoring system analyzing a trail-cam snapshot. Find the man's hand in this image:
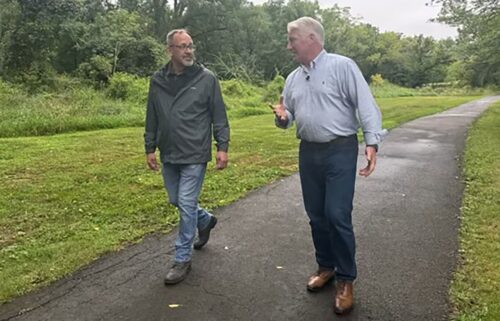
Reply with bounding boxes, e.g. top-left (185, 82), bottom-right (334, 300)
top-left (359, 146), bottom-right (377, 177)
top-left (146, 152), bottom-right (159, 171)
top-left (216, 151), bottom-right (228, 170)
top-left (269, 96), bottom-right (287, 122)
